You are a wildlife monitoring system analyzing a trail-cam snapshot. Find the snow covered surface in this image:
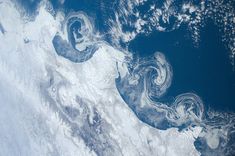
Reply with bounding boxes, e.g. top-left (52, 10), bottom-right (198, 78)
top-left (0, 1), bottom-right (203, 156)
top-left (0, 0), bottom-right (234, 156)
